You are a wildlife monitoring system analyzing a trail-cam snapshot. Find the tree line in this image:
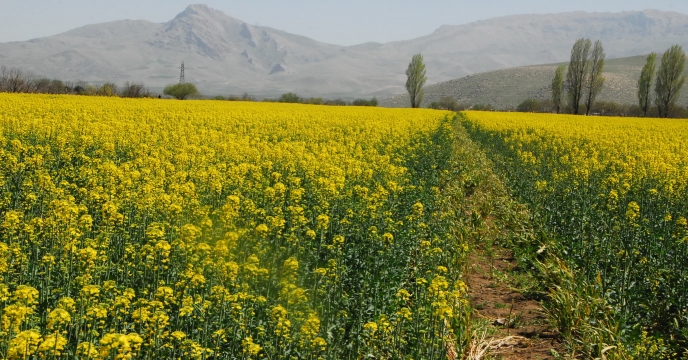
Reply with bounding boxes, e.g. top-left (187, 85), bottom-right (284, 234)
top-left (260, 92), bottom-right (378, 106)
top-left (640, 46), bottom-right (686, 118)
top-left (0, 65), bottom-right (152, 98)
top-left (0, 65), bottom-right (379, 105)
top-left (405, 41), bottom-right (688, 118)
top-left (550, 39), bottom-right (687, 118)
